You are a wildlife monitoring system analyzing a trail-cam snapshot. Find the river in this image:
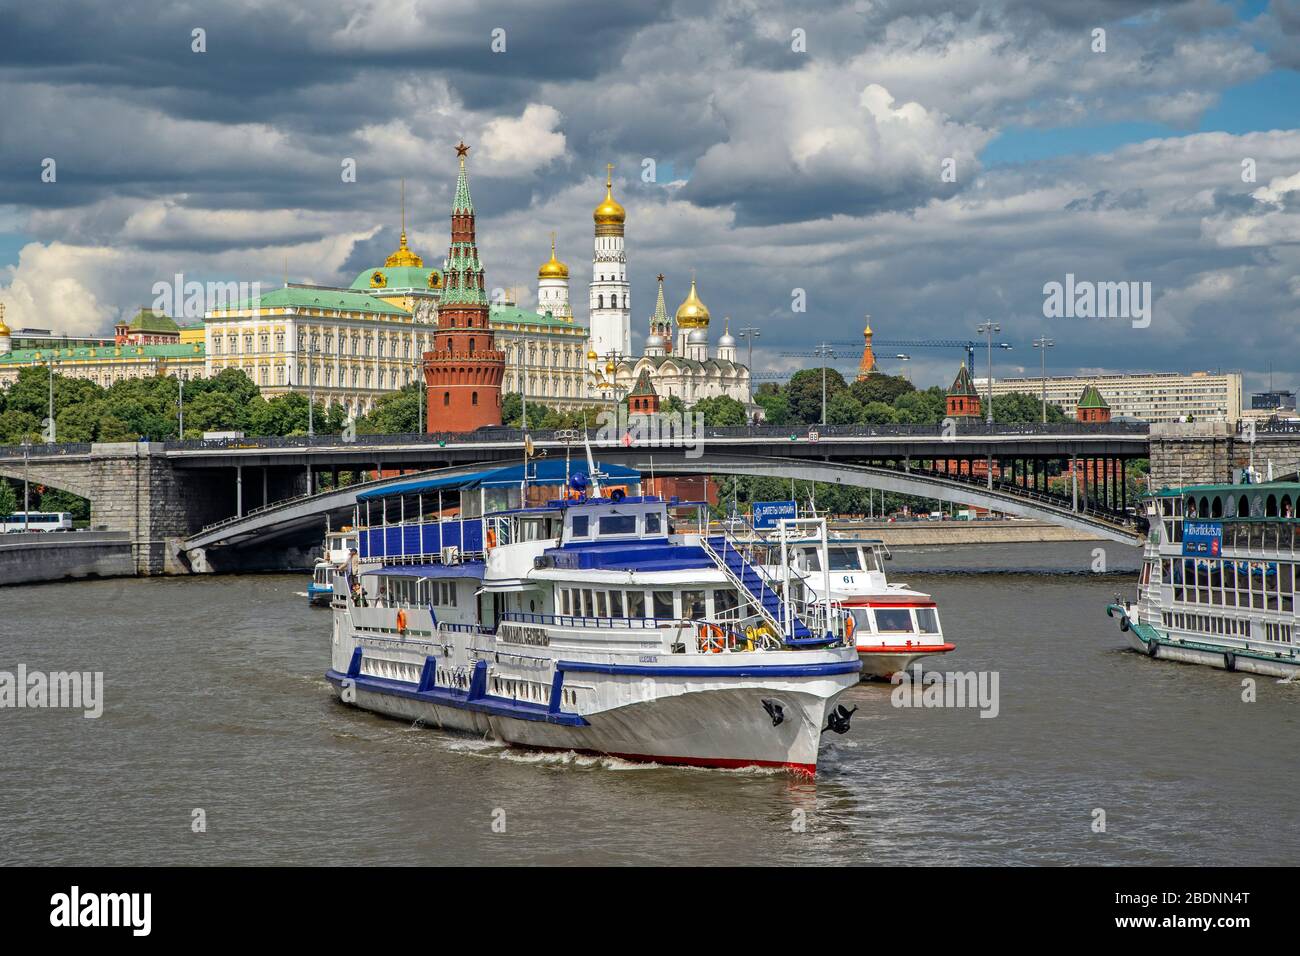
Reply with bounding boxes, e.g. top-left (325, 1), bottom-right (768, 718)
top-left (3, 541), bottom-right (1297, 865)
